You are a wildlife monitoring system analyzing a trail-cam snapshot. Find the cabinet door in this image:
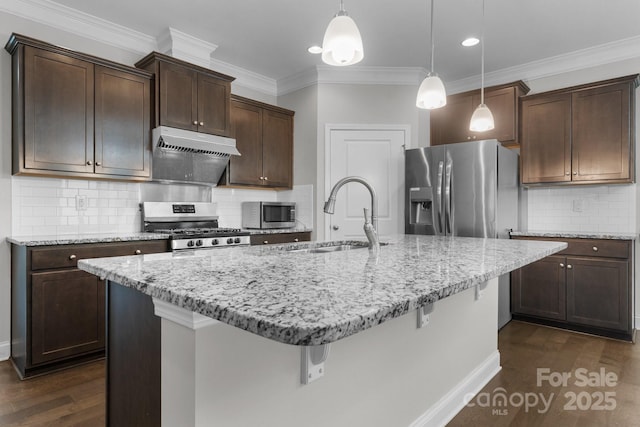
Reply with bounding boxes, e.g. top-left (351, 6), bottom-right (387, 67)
top-left (228, 100), bottom-right (263, 185)
top-left (430, 94), bottom-right (475, 145)
top-left (571, 83), bottom-right (632, 182)
top-left (197, 74), bottom-right (231, 136)
top-left (94, 66), bottom-right (151, 177)
top-left (23, 46), bottom-right (94, 173)
top-left (511, 255), bottom-right (566, 320)
top-left (521, 94), bottom-right (572, 183)
top-left (471, 86), bottom-right (516, 144)
top-left (31, 269), bottom-right (105, 365)
top-left (159, 61), bottom-right (198, 131)
top-left (566, 257), bottom-right (630, 331)
top-left (262, 109), bottom-right (293, 188)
